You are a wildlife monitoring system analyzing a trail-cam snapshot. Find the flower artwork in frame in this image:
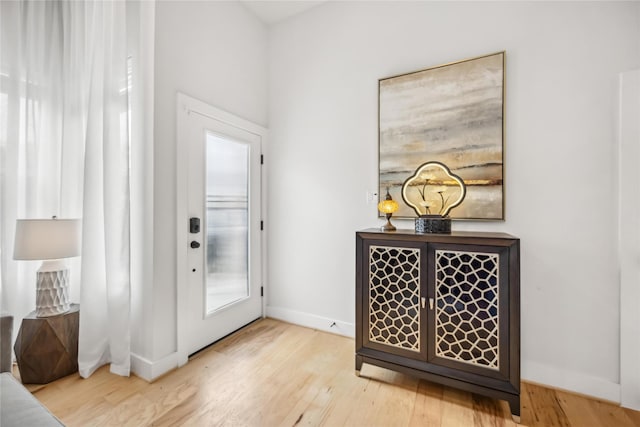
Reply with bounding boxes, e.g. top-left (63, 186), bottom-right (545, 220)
top-left (379, 52), bottom-right (505, 220)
